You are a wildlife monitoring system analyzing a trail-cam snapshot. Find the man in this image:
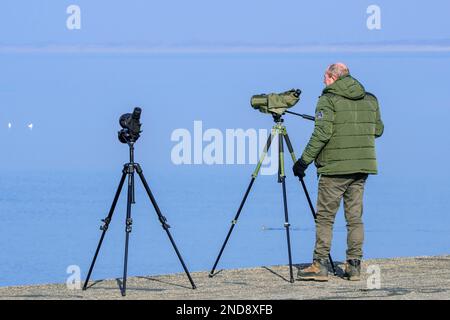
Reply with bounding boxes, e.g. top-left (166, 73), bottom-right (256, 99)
top-left (292, 63), bottom-right (384, 281)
